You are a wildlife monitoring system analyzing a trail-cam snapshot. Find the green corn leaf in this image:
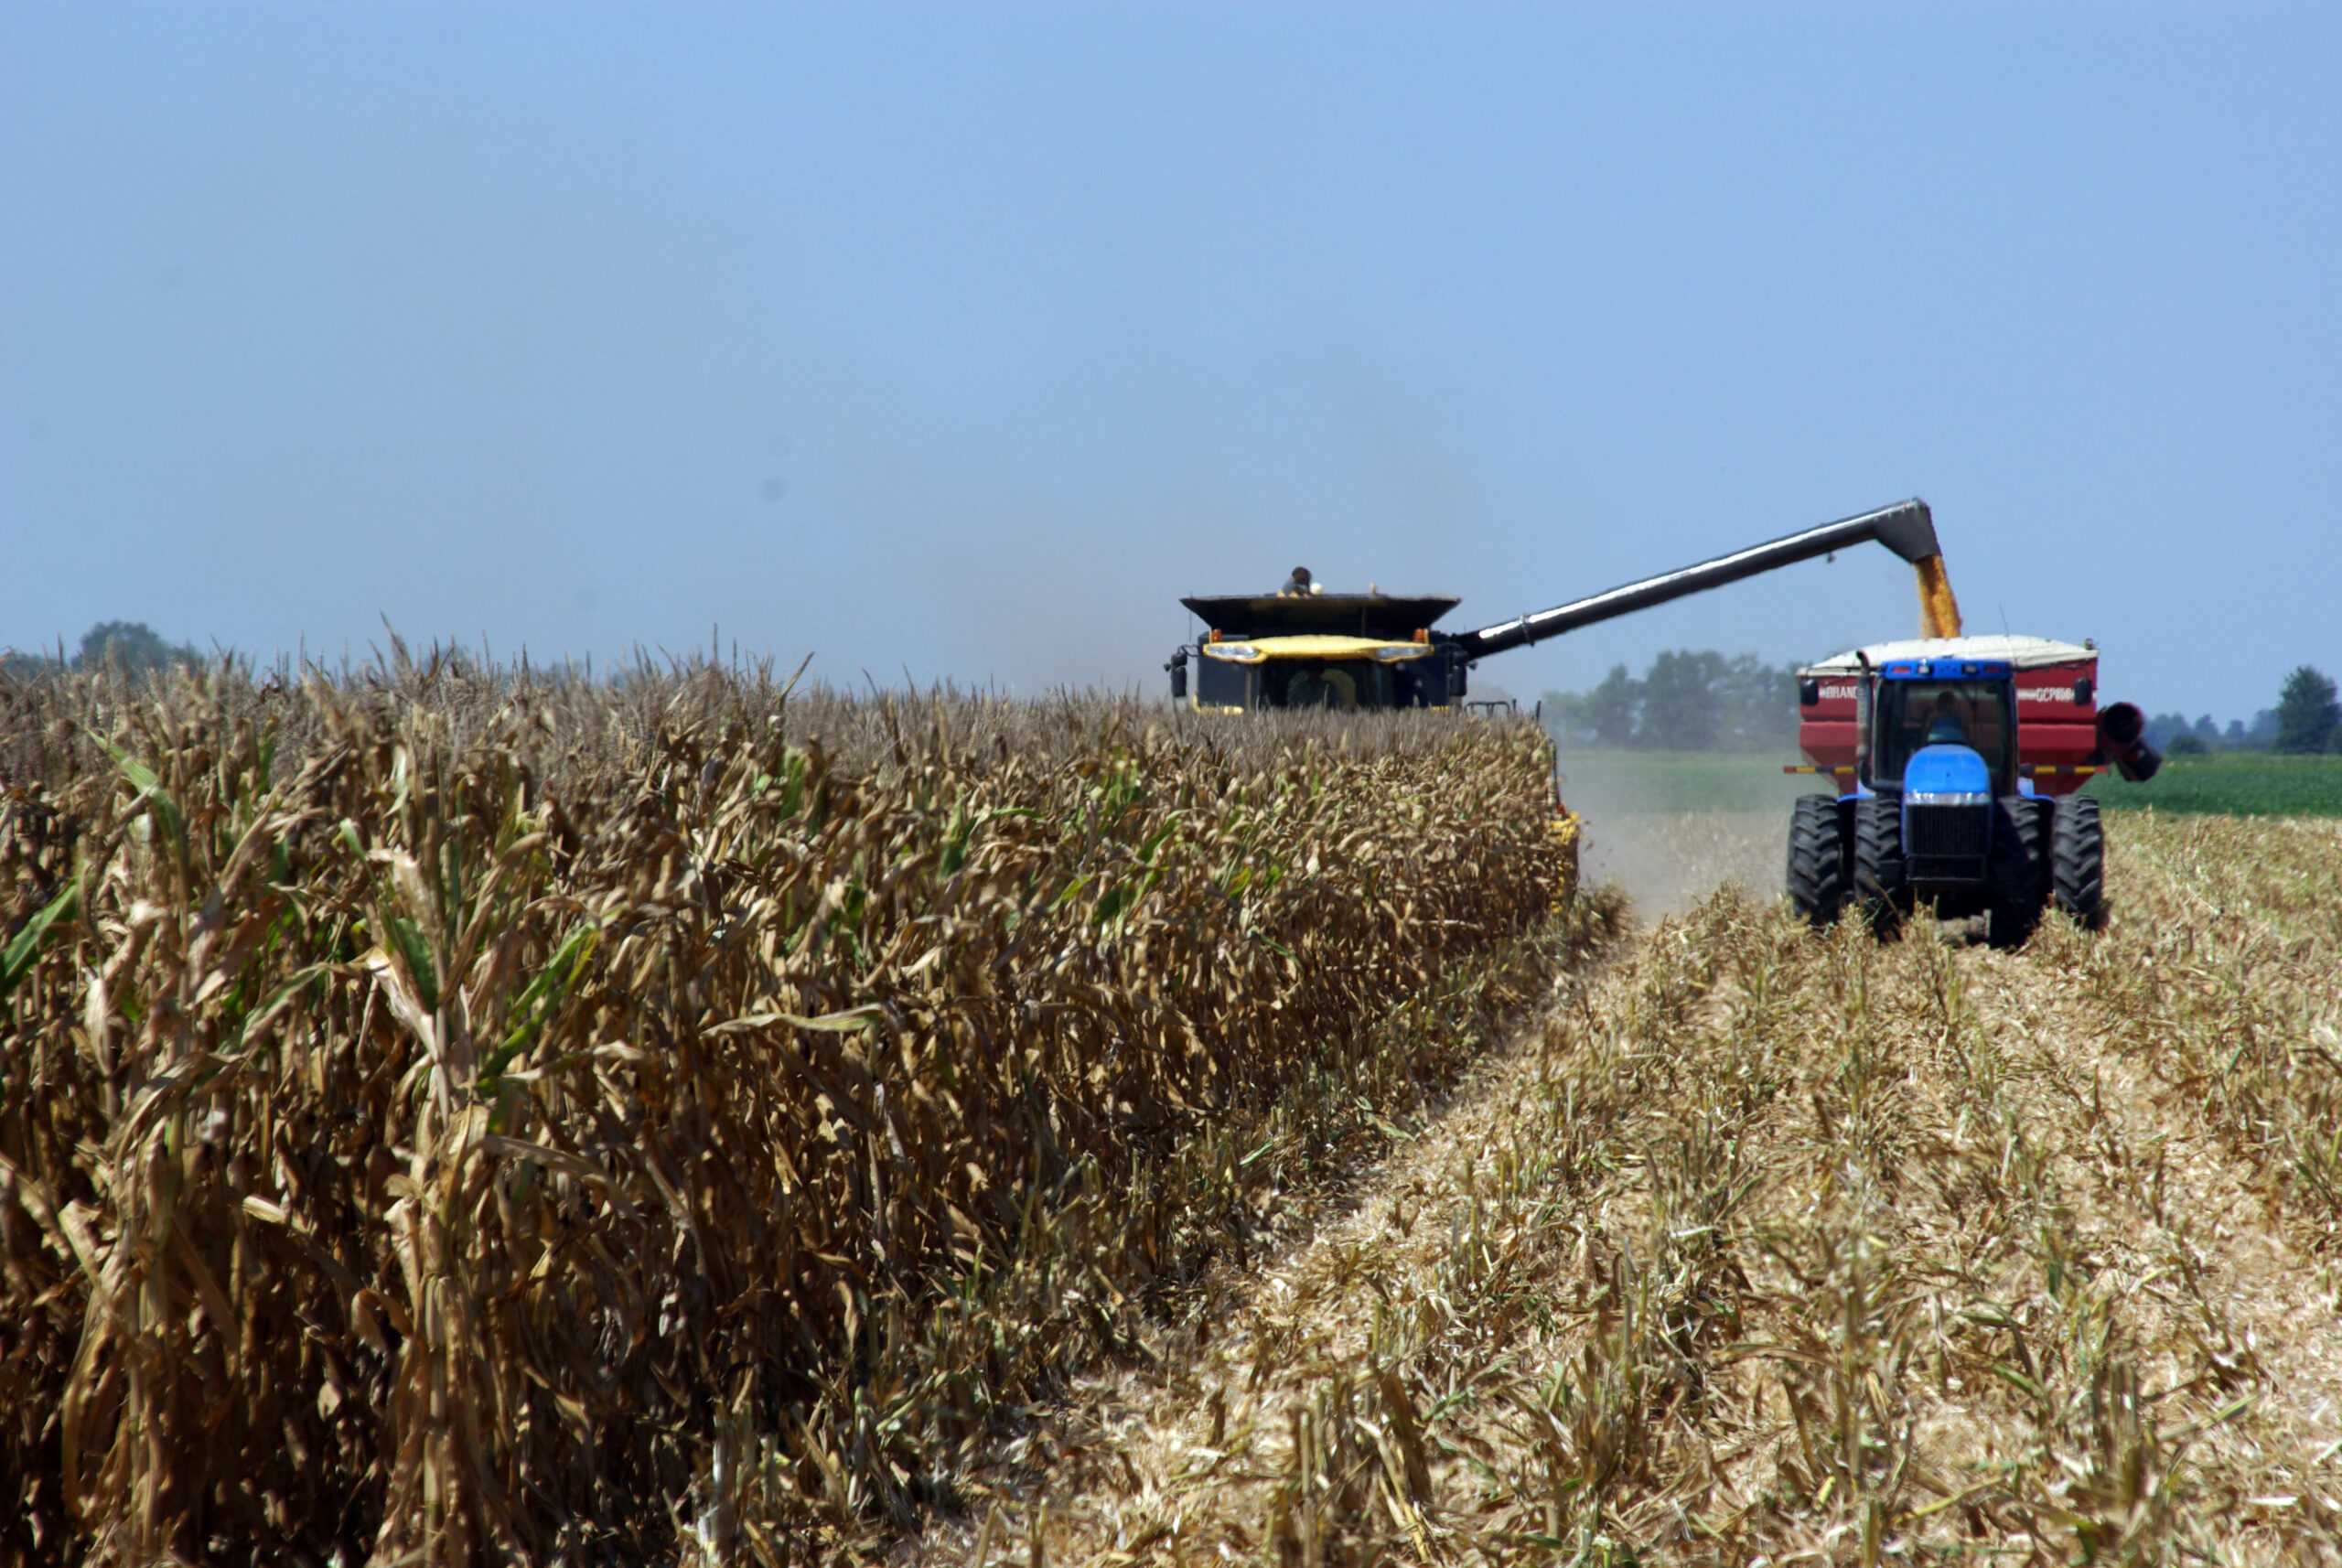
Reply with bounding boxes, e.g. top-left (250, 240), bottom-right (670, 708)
top-left (0, 880), bottom-right (79, 1002)
top-left (486, 919), bottom-right (604, 1078)
top-left (778, 752), bottom-right (807, 820)
top-left (96, 736), bottom-right (187, 867)
top-left (102, 740), bottom-right (159, 795)
top-left (939, 806), bottom-right (974, 876)
top-left (1134, 815), bottom-right (1181, 865)
top-left (388, 916), bottom-right (440, 1011)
